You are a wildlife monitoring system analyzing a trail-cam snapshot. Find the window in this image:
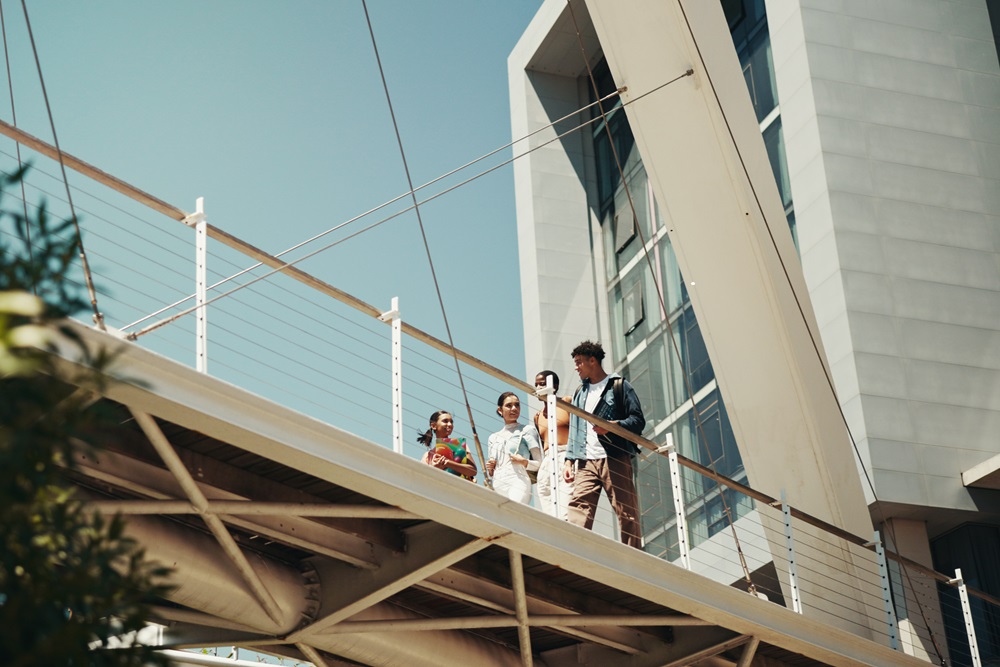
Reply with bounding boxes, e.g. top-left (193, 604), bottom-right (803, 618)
top-left (741, 31), bottom-right (777, 122)
top-left (931, 525), bottom-right (1000, 665)
top-left (622, 281), bottom-right (645, 336)
top-left (763, 118), bottom-right (792, 208)
top-left (615, 212), bottom-right (636, 254)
